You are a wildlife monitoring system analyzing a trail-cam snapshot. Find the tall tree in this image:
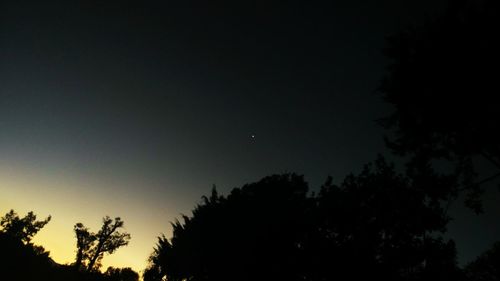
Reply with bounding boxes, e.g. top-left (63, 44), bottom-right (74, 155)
top-left (144, 174), bottom-right (313, 281)
top-left (73, 216), bottom-right (131, 272)
top-left (144, 235), bottom-right (170, 281)
top-left (0, 209), bottom-right (51, 244)
top-left (74, 223), bottom-right (96, 270)
top-left (379, 0), bottom-right (500, 212)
